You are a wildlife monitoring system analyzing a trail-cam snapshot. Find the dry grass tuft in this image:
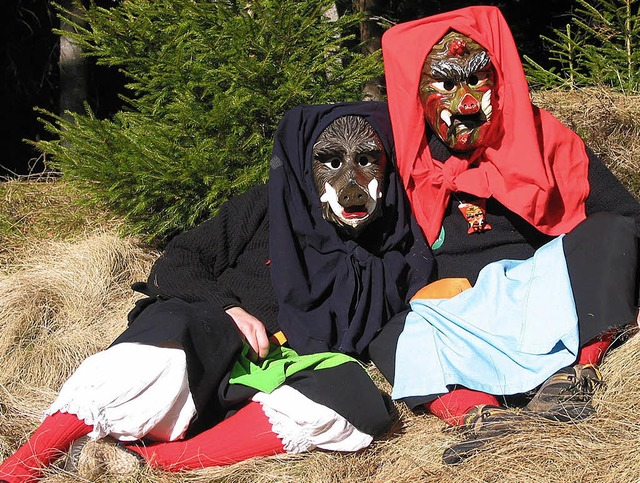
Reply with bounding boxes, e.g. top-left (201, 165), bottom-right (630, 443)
top-left (0, 232), bottom-right (157, 458)
top-left (0, 229), bottom-right (637, 481)
top-left (0, 232), bottom-right (156, 391)
top-left (533, 87), bottom-right (640, 198)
